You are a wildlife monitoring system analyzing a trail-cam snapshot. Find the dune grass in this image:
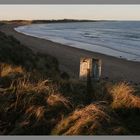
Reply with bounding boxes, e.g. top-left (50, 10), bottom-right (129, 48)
top-left (109, 82), bottom-right (140, 109)
top-left (52, 102), bottom-right (128, 135)
top-left (0, 63), bottom-right (24, 77)
top-left (0, 77), bottom-right (72, 135)
top-left (105, 82), bottom-right (140, 134)
top-left (0, 31), bottom-right (140, 135)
